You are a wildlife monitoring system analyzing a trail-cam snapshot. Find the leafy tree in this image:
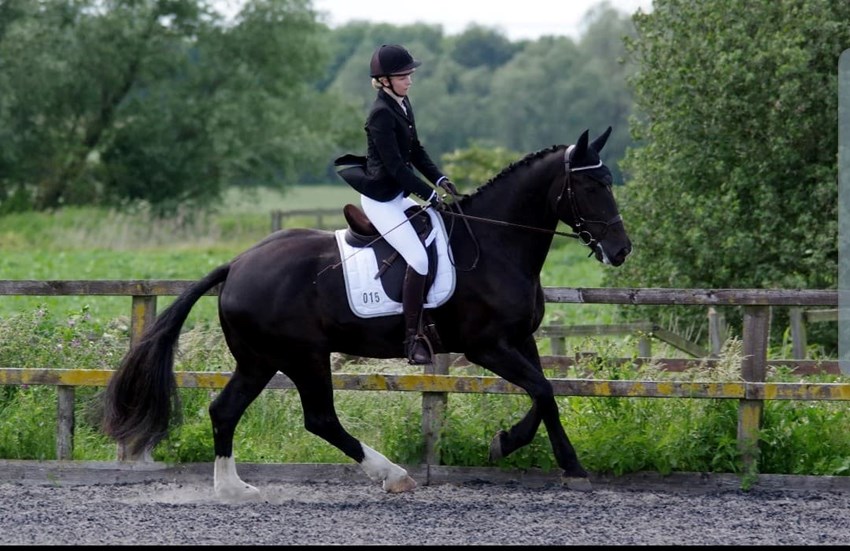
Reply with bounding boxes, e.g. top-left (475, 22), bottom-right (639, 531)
top-left (606, 0), bottom-right (849, 350)
top-left (0, 2), bottom-right (645, 213)
top-left (0, 0), bottom-right (357, 214)
top-left (489, 37), bottom-right (581, 151)
top-left (322, 7), bottom-right (638, 182)
top-left (486, 5), bottom-right (636, 182)
top-left (447, 25), bottom-right (518, 70)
